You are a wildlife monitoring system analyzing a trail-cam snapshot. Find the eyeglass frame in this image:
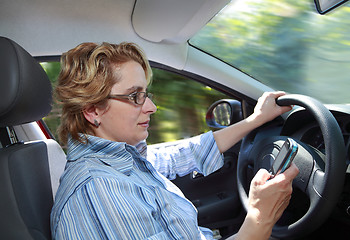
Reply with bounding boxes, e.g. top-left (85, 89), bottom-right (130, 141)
top-left (107, 91), bottom-right (153, 105)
